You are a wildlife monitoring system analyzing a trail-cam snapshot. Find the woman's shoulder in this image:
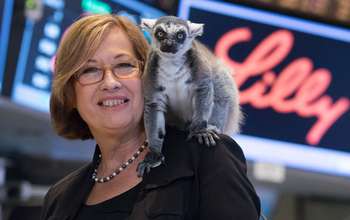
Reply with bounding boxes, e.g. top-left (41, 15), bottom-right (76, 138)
top-left (52, 163), bottom-right (91, 189)
top-left (45, 162), bottom-right (92, 200)
top-left (164, 126), bottom-right (247, 171)
top-left (165, 126), bottom-right (245, 155)
top-left (41, 163), bottom-right (94, 219)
